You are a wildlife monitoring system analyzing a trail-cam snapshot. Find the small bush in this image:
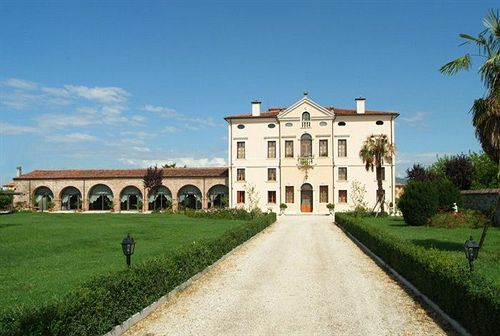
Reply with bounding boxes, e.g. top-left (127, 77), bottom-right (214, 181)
top-left (429, 209), bottom-right (489, 228)
top-left (397, 180), bottom-right (438, 226)
top-left (335, 213), bottom-right (500, 336)
top-left (433, 178), bottom-right (463, 210)
top-left (0, 195), bottom-right (13, 210)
